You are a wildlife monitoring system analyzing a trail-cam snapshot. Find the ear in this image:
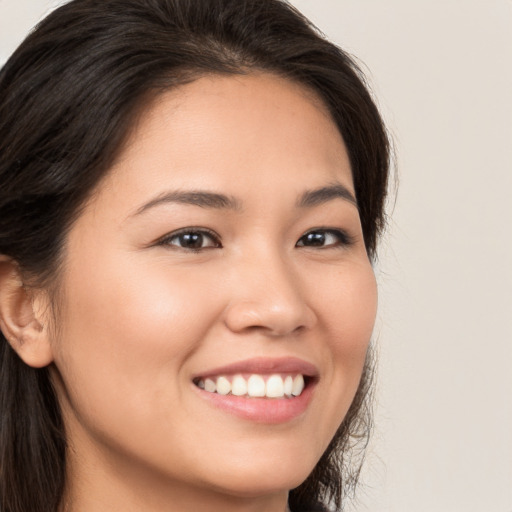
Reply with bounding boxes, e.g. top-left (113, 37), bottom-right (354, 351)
top-left (0, 256), bottom-right (54, 368)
